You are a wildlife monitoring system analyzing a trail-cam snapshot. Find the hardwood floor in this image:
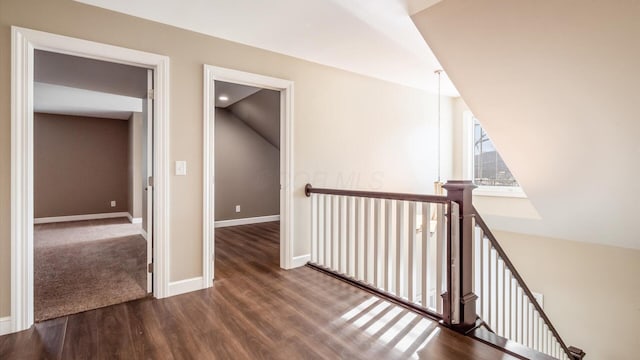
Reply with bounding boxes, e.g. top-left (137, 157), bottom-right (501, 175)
top-left (0, 221), bottom-right (514, 359)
